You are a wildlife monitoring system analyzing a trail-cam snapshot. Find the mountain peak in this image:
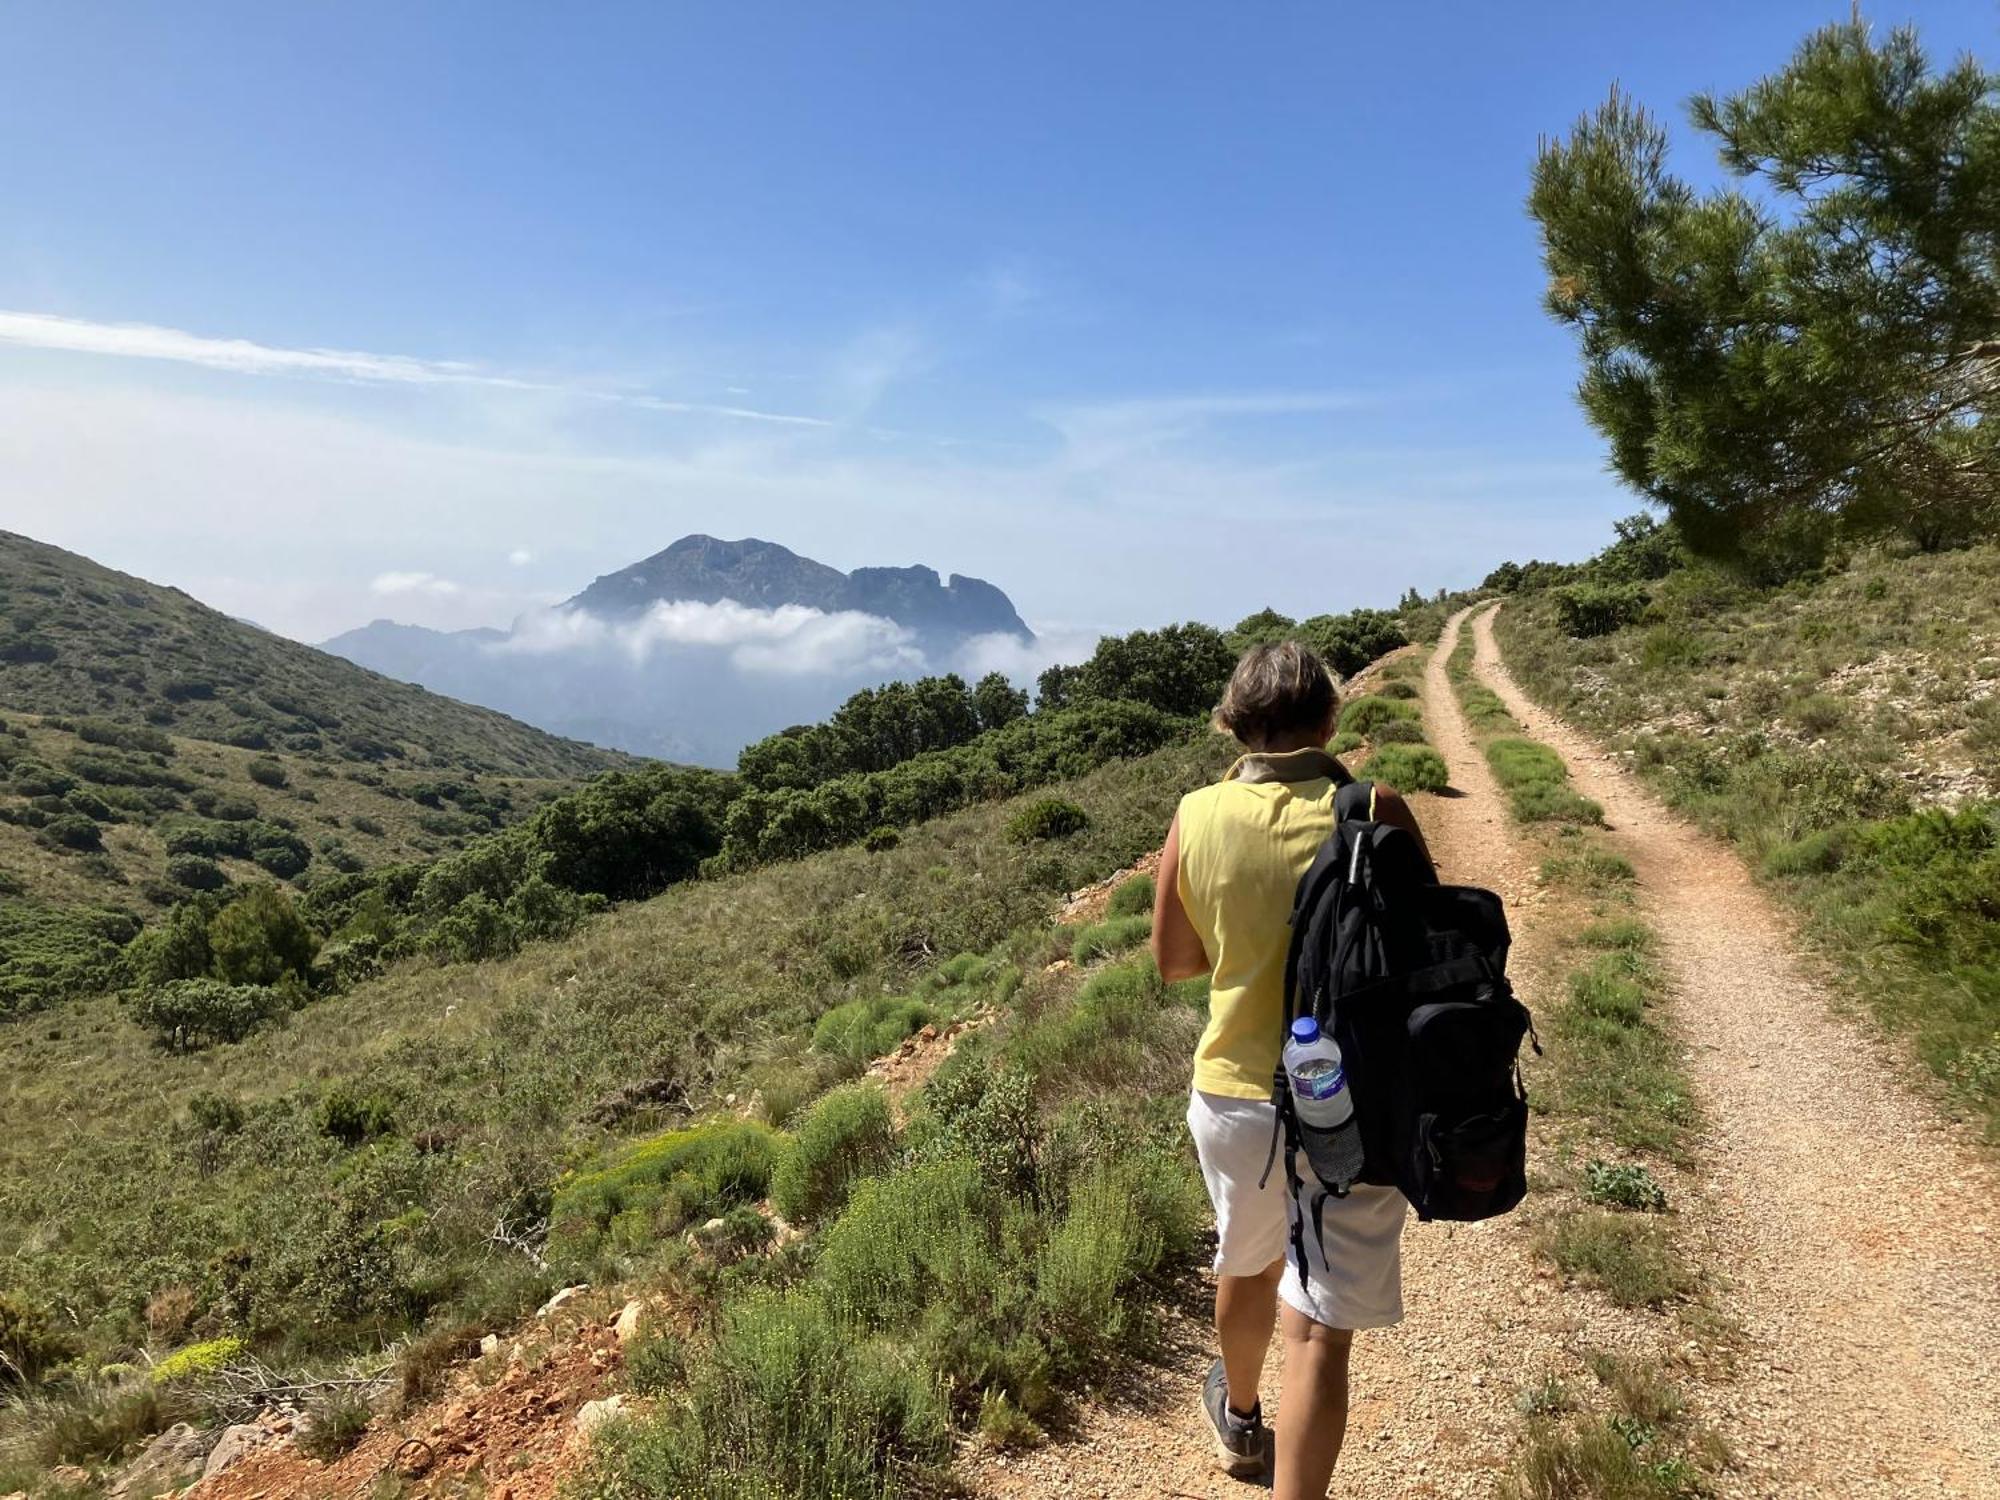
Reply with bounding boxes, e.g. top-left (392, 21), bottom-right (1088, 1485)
top-left (563, 535), bottom-right (1032, 642)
